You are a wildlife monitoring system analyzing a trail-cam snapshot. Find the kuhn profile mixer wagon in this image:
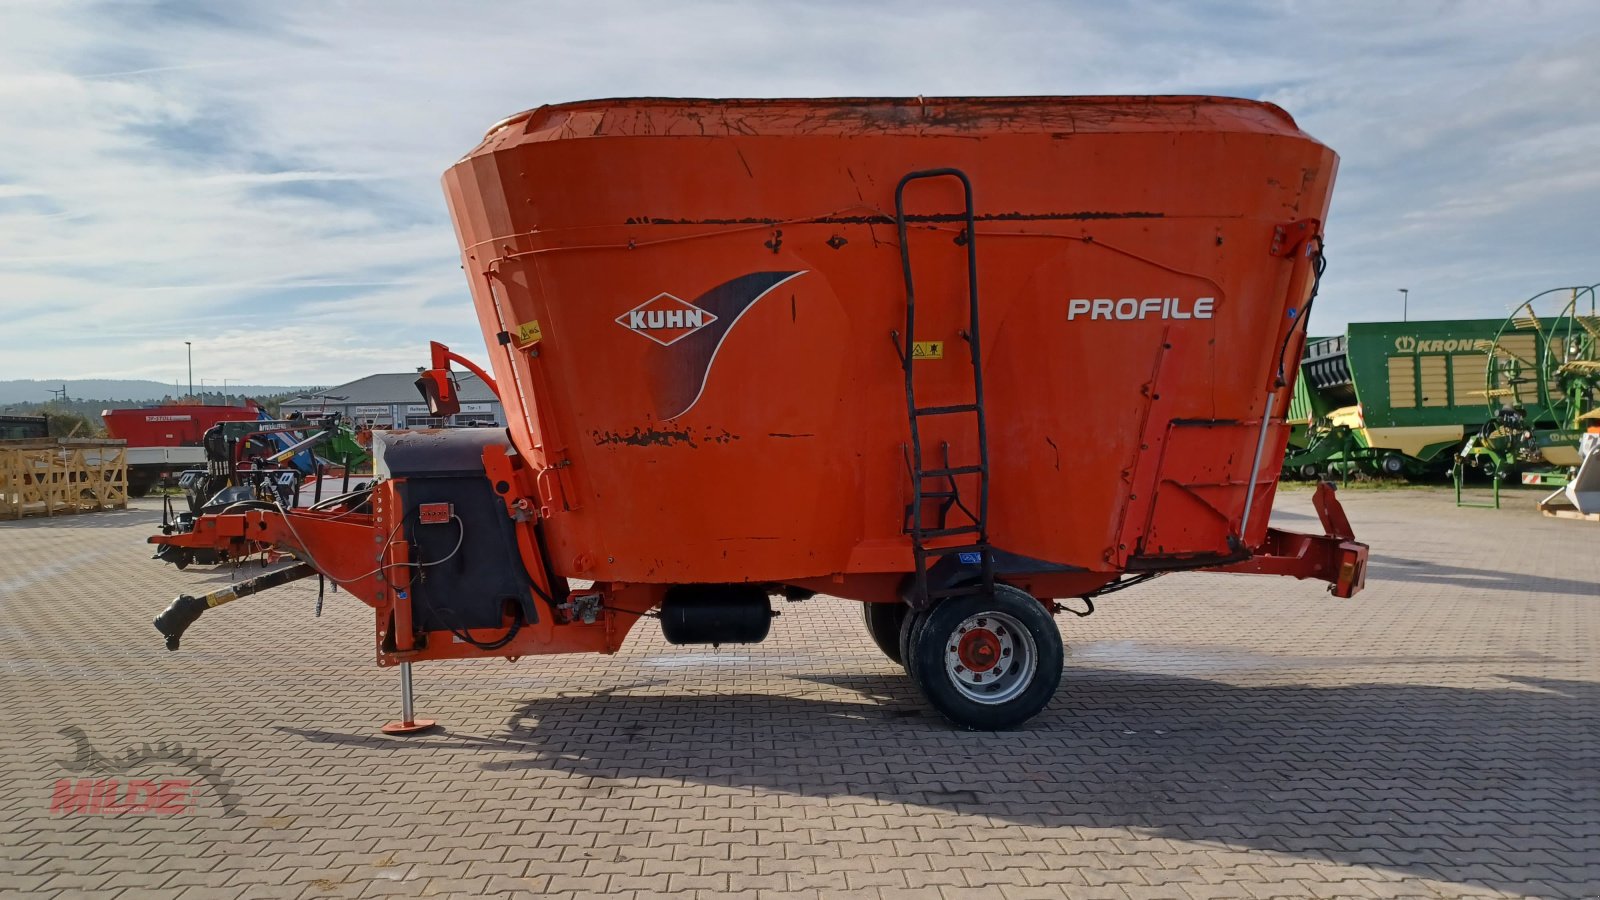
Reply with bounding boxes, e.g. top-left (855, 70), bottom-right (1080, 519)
top-left (153, 96), bottom-right (1366, 730)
